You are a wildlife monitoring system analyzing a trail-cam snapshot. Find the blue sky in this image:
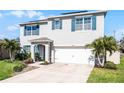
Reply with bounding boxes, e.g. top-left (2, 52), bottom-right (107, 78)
top-left (0, 10), bottom-right (124, 40)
